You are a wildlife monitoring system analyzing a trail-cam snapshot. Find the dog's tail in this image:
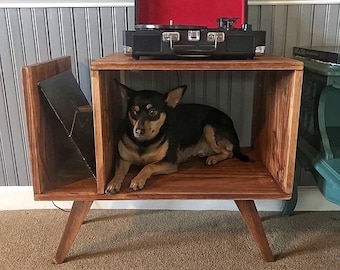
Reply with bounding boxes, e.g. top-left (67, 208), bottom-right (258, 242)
top-left (233, 146), bottom-right (250, 162)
